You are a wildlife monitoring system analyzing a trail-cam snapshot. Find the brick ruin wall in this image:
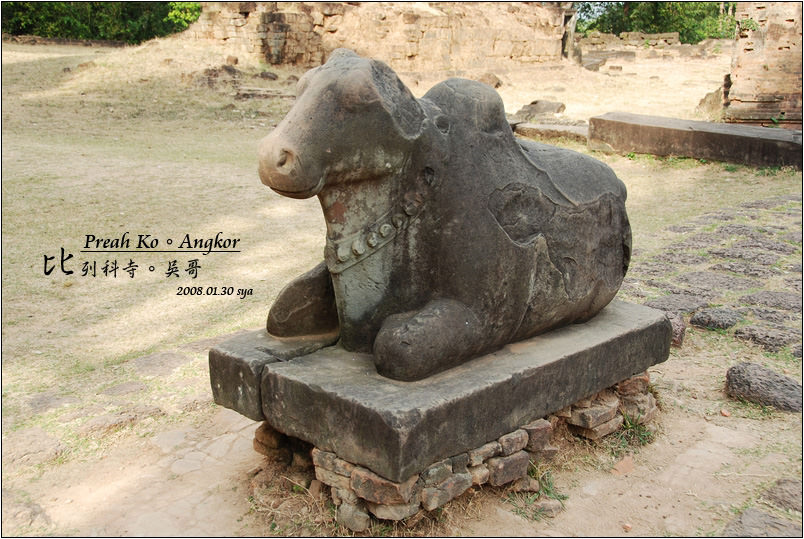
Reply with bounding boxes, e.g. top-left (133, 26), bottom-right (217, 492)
top-left (725, 2), bottom-right (802, 127)
top-left (183, 1), bottom-right (576, 72)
